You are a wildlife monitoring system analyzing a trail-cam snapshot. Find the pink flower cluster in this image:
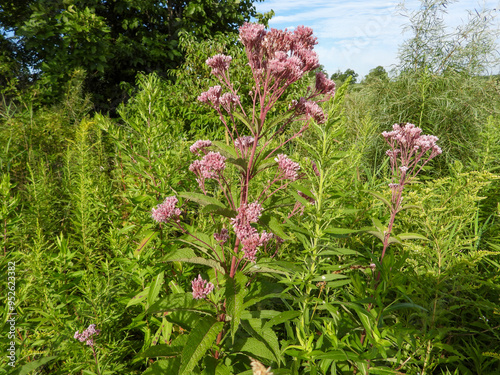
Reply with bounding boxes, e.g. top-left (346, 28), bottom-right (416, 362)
top-left (220, 92), bottom-right (240, 112)
top-left (275, 154), bottom-right (300, 181)
top-left (238, 22), bottom-right (319, 88)
top-left (382, 123), bottom-right (442, 194)
top-left (152, 196), bottom-right (181, 223)
top-left (191, 275), bottom-right (214, 299)
top-left (190, 140), bottom-right (212, 155)
top-left (291, 98), bottom-right (326, 124)
top-left (214, 228), bottom-right (229, 244)
top-left (382, 123), bottom-right (442, 158)
top-left (198, 85), bottom-right (222, 108)
top-left (240, 231), bottom-right (273, 262)
top-left (234, 135), bottom-right (257, 156)
top-left (74, 324), bottom-right (100, 347)
top-left (315, 72), bottom-right (336, 96)
top-left (231, 202), bottom-right (272, 261)
top-left (206, 54), bottom-right (232, 75)
top-left (190, 151), bottom-right (226, 178)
